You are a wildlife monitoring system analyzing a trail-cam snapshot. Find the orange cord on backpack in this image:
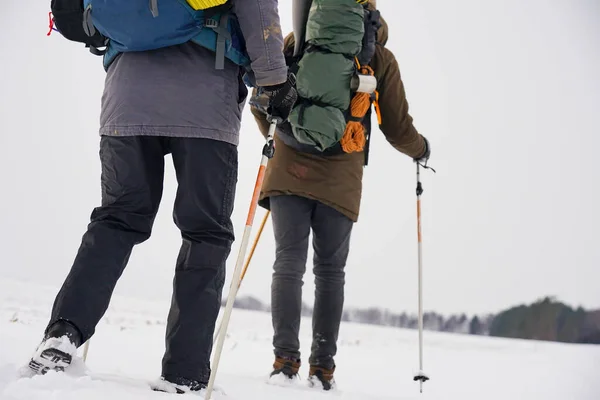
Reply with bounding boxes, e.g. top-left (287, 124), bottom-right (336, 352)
top-left (340, 58), bottom-right (382, 153)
